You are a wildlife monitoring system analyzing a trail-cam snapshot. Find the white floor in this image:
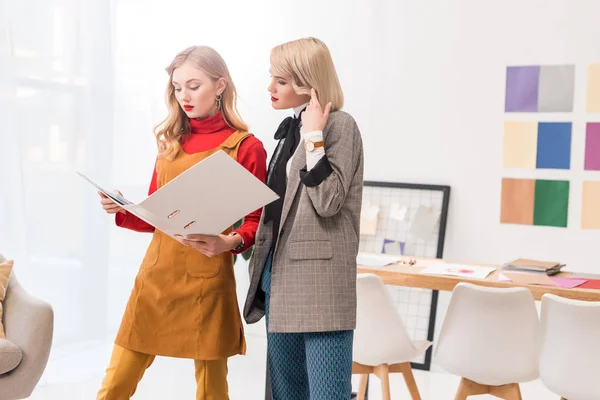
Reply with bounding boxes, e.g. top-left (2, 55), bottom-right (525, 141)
top-left (26, 333), bottom-right (555, 400)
